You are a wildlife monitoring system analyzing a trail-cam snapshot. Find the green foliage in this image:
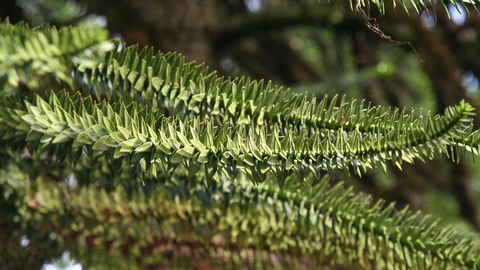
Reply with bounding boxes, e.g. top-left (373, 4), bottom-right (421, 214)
top-left (350, 0), bottom-right (479, 18)
top-left (0, 19), bottom-right (113, 92)
top-left (2, 19), bottom-right (480, 269)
